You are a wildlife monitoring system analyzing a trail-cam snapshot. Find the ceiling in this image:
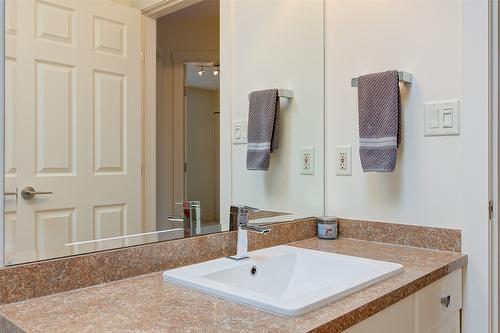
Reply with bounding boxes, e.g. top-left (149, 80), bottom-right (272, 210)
top-left (185, 63), bottom-right (220, 91)
top-left (166, 0), bottom-right (219, 20)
